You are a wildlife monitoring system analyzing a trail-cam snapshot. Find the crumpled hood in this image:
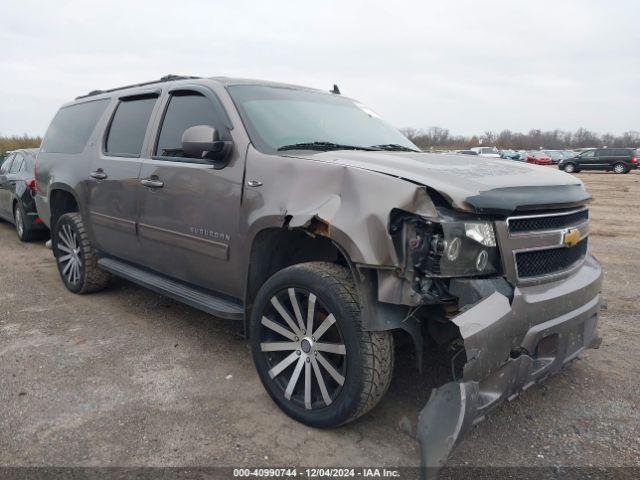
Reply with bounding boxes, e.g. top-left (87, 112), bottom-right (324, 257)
top-left (287, 151), bottom-right (590, 215)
